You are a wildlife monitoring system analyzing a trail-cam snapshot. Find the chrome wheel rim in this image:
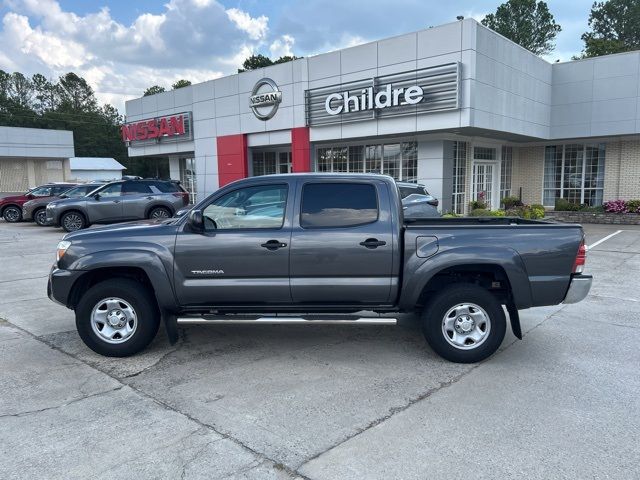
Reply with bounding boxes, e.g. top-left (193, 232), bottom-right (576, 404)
top-left (90, 297), bottom-right (138, 344)
top-left (63, 213), bottom-right (83, 231)
top-left (35, 210), bottom-right (47, 225)
top-left (4, 207), bottom-right (20, 222)
top-left (442, 303), bottom-right (491, 350)
top-left (151, 208), bottom-right (170, 219)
